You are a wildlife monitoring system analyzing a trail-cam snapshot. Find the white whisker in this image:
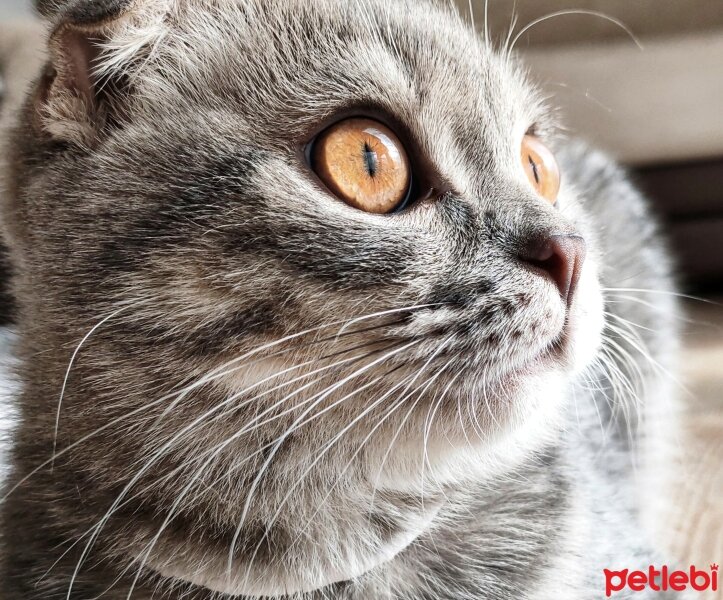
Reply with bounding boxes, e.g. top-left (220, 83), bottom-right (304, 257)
top-left (510, 9), bottom-right (642, 52)
top-left (52, 302), bottom-right (140, 468)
